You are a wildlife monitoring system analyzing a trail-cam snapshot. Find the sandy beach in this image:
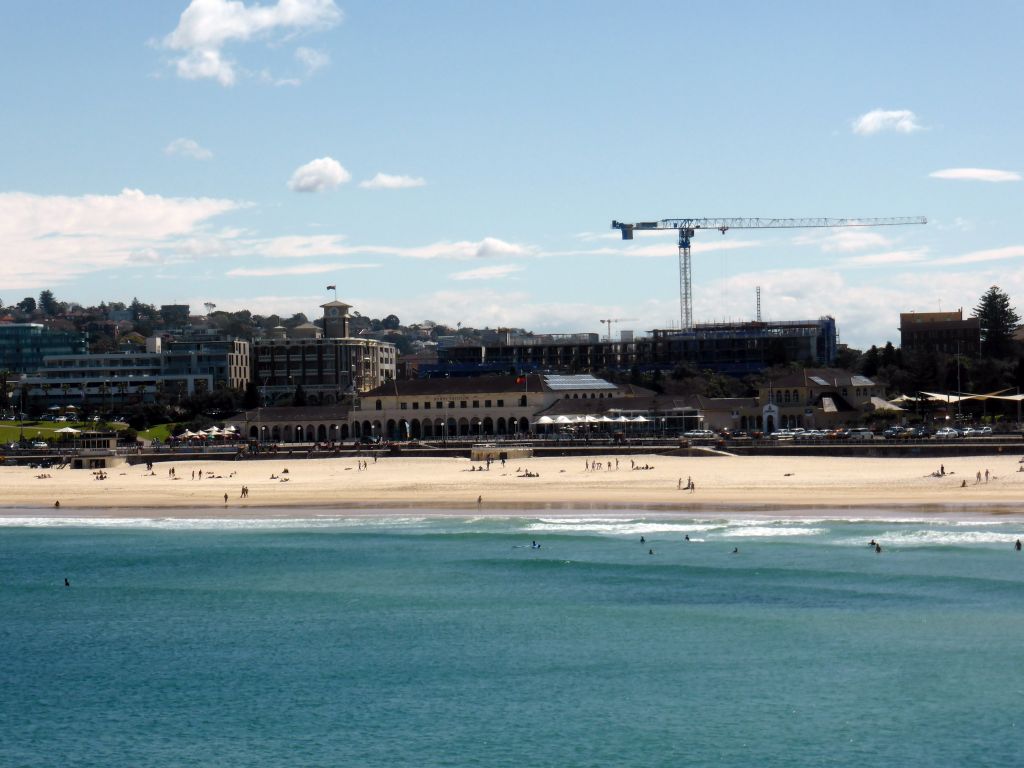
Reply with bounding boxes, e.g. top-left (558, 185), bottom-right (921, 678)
top-left (3, 453), bottom-right (1024, 518)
